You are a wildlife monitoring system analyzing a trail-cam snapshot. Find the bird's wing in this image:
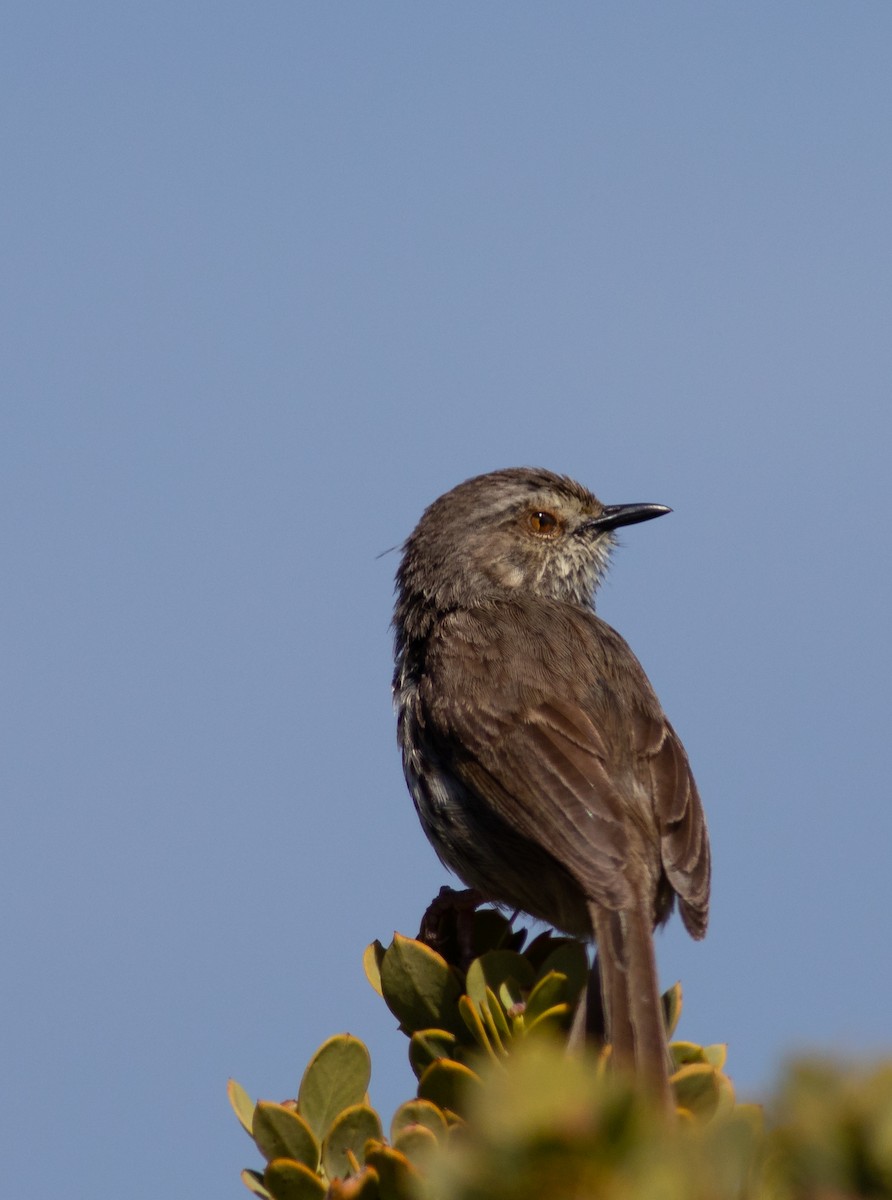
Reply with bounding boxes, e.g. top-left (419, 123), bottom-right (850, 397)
top-left (635, 713), bottom-right (710, 937)
top-left (453, 694), bottom-right (636, 910)
top-left (422, 607), bottom-right (637, 910)
top-left (422, 601), bottom-right (709, 927)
